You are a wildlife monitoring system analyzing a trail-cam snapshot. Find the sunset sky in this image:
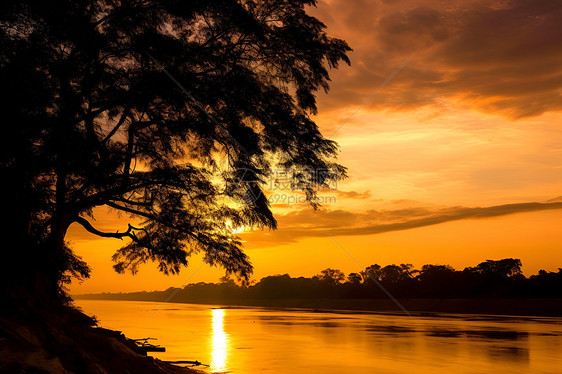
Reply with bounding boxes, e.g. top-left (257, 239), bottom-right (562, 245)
top-left (69, 0), bottom-right (562, 294)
